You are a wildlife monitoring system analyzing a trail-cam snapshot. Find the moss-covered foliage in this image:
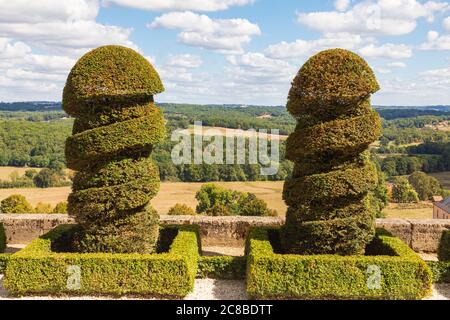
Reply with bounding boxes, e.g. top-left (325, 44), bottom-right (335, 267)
top-left (282, 49), bottom-right (381, 255)
top-left (63, 45), bottom-right (166, 253)
top-left (247, 227), bottom-right (432, 299)
top-left (4, 225), bottom-right (200, 296)
top-left (438, 230), bottom-right (450, 261)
